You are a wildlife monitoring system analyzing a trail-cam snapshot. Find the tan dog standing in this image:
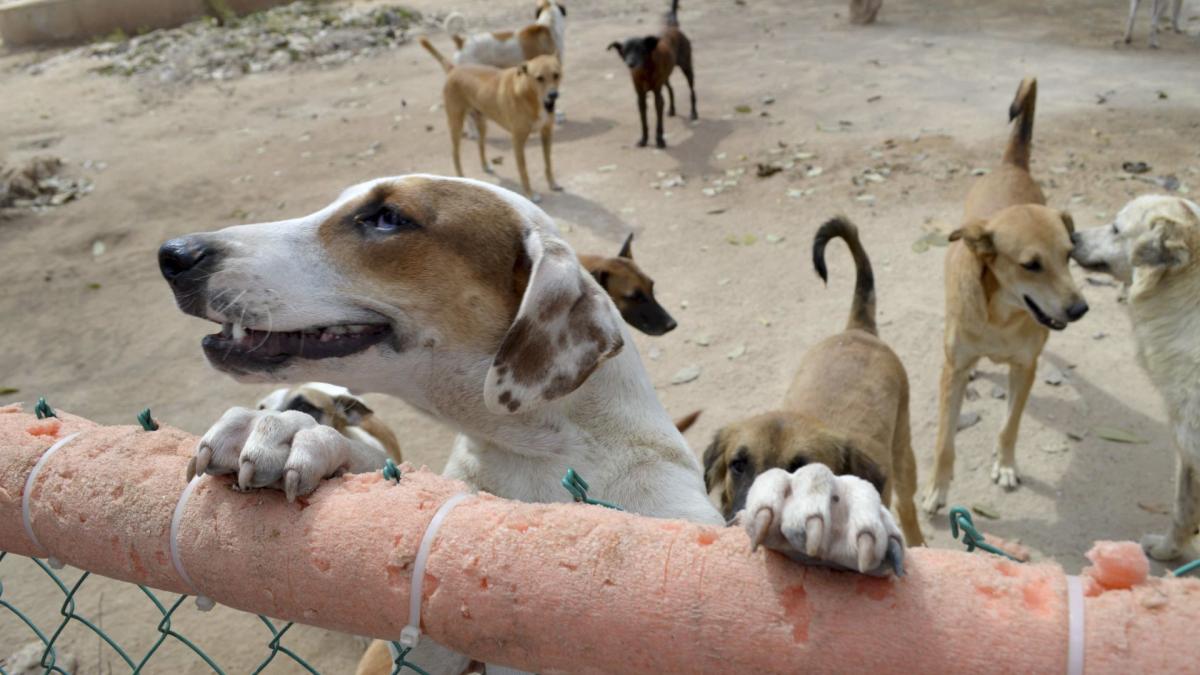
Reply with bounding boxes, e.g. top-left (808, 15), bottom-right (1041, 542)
top-left (704, 218), bottom-right (923, 547)
top-left (1072, 194), bottom-right (1200, 560)
top-left (578, 233), bottom-right (677, 336)
top-left (420, 38), bottom-right (562, 202)
top-left (922, 78), bottom-right (1089, 513)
